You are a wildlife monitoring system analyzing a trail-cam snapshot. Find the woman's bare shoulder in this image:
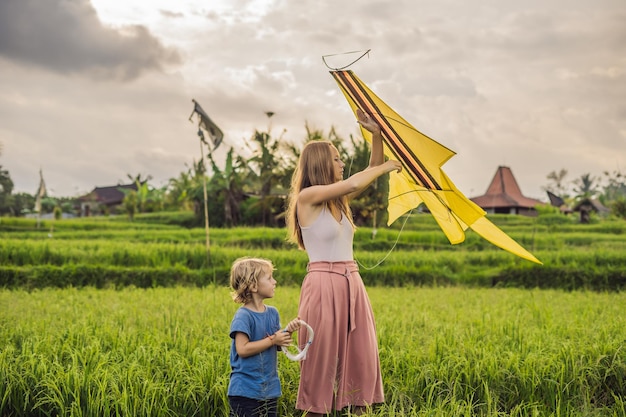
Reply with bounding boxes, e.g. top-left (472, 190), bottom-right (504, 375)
top-left (296, 194), bottom-right (324, 228)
